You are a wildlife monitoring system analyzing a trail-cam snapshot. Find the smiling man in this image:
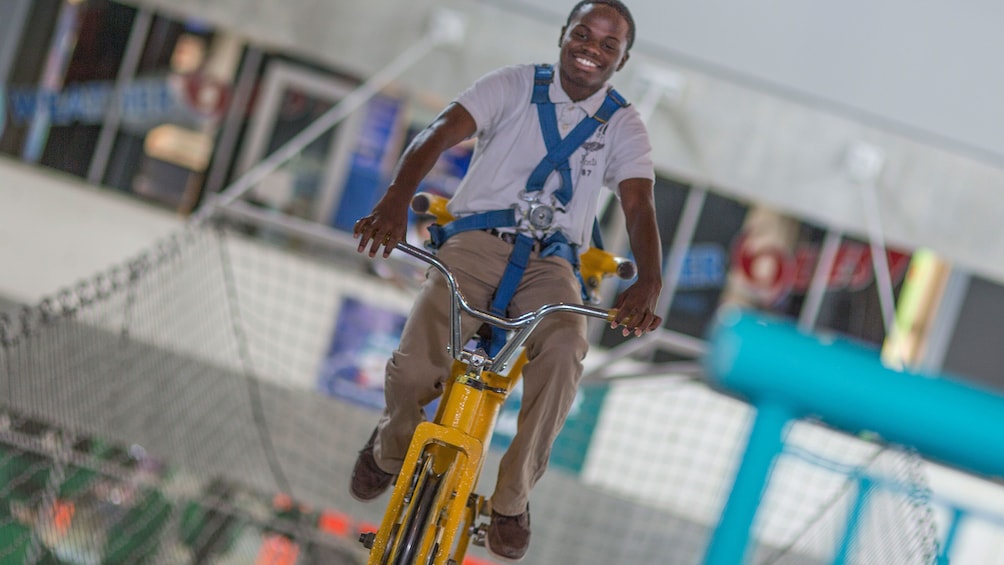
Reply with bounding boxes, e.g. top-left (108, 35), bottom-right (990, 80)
top-left (350, 1), bottom-right (662, 560)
